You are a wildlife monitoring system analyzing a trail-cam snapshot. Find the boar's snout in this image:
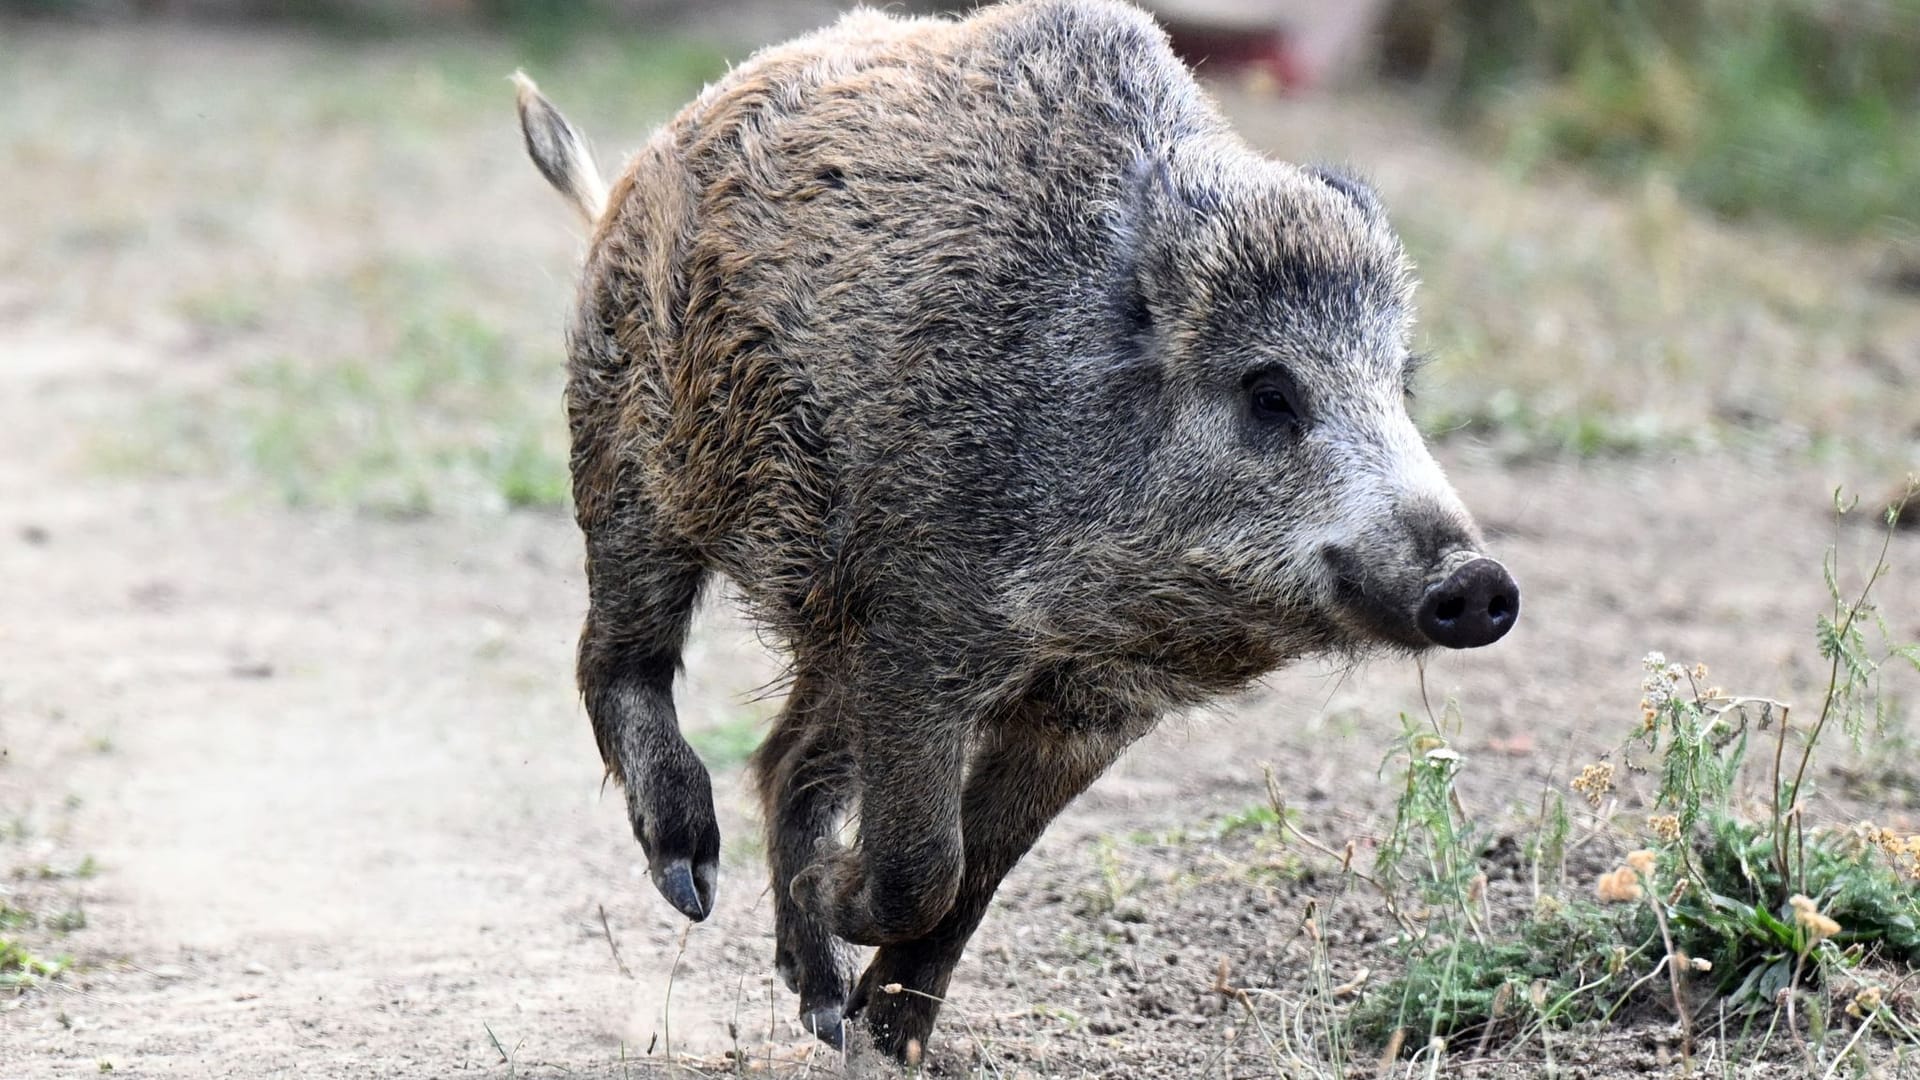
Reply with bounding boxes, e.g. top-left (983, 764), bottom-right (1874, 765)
top-left (1416, 557), bottom-right (1519, 649)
